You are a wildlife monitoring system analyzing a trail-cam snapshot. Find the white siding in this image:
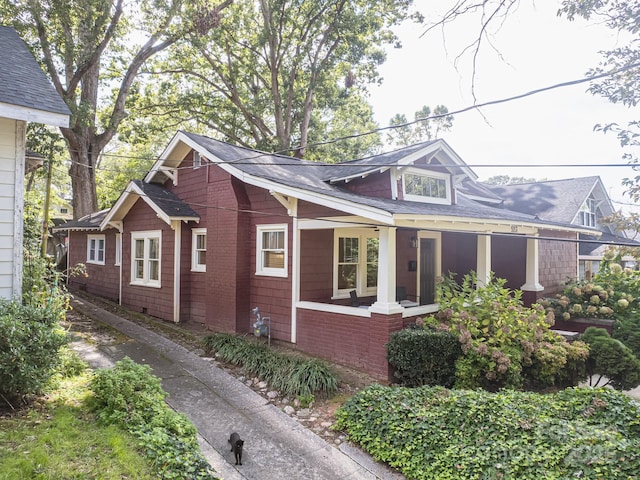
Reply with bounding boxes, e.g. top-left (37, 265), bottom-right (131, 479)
top-left (0, 117), bottom-right (23, 299)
